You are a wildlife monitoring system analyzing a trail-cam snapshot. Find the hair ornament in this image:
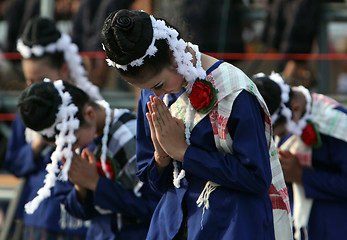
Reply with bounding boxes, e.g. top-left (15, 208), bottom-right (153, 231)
top-left (96, 100), bottom-right (112, 179)
top-left (265, 72), bottom-right (292, 124)
top-left (17, 34), bottom-right (102, 100)
top-left (260, 72), bottom-right (312, 135)
top-left (25, 79), bottom-right (79, 214)
top-left (105, 14), bottom-right (206, 91)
